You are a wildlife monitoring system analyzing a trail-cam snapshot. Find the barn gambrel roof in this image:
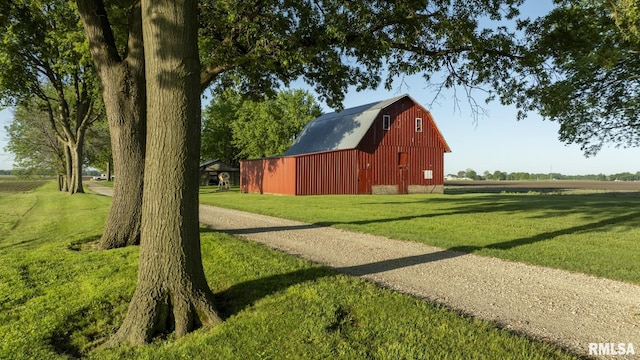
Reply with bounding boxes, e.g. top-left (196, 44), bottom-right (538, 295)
top-left (284, 94), bottom-right (450, 156)
top-left (285, 95), bottom-right (408, 156)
